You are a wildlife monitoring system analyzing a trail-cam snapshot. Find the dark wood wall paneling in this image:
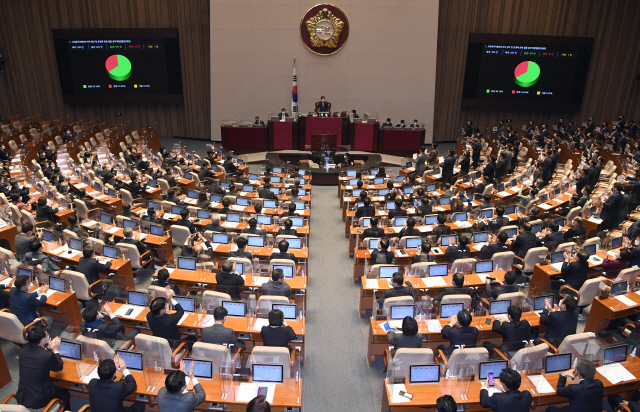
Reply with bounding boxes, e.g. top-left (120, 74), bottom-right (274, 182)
top-left (434, 0), bottom-right (640, 142)
top-left (0, 0), bottom-right (210, 140)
